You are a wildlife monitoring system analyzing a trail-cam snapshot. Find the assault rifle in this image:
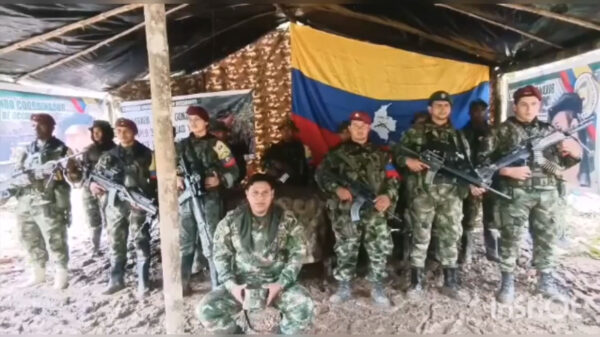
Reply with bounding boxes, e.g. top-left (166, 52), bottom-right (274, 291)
top-left (321, 170), bottom-right (403, 225)
top-left (88, 172), bottom-right (158, 227)
top-left (475, 116), bottom-right (595, 185)
top-left (178, 157), bottom-right (218, 290)
top-left (398, 146), bottom-right (511, 200)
